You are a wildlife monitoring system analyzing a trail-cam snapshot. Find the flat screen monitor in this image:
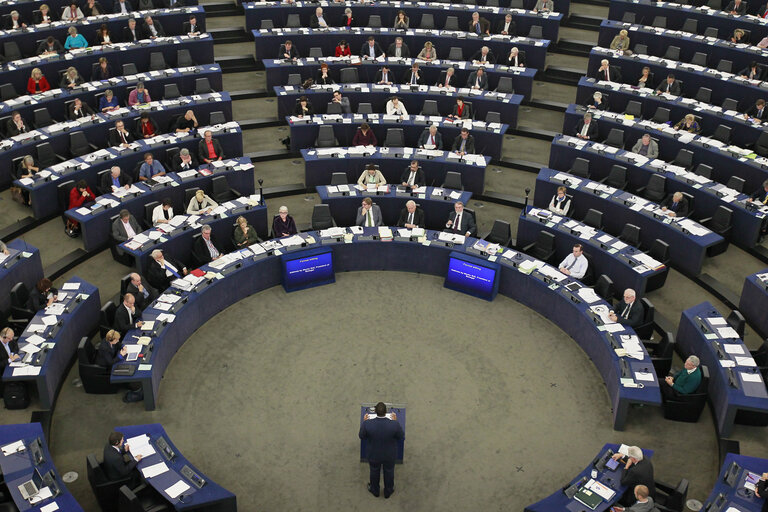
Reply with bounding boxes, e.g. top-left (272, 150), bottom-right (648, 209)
top-left (444, 252), bottom-right (499, 301)
top-left (282, 248), bottom-right (335, 292)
